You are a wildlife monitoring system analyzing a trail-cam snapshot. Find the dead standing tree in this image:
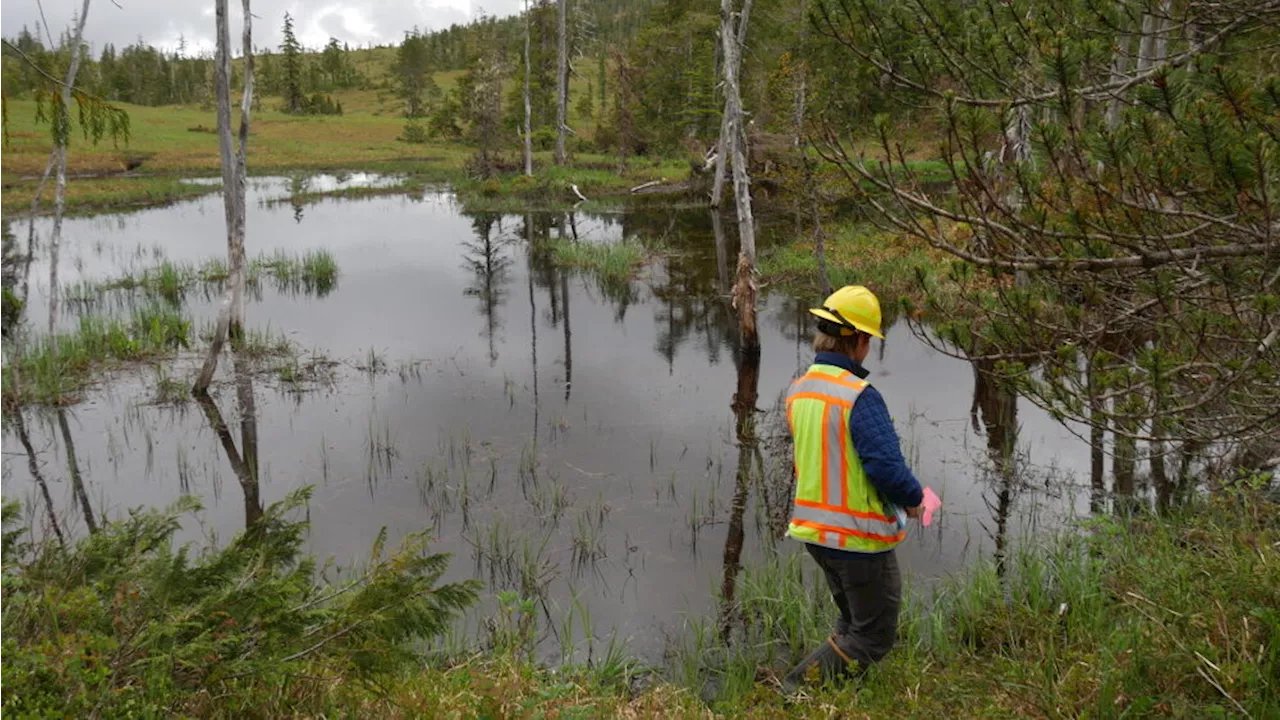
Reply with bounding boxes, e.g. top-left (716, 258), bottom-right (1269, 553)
top-left (710, 0), bottom-right (753, 210)
top-left (717, 0), bottom-right (760, 352)
top-left (813, 0), bottom-right (1280, 472)
top-left (47, 0), bottom-right (94, 339)
top-left (523, 0), bottom-right (534, 177)
top-left (555, 0), bottom-right (570, 165)
top-left (194, 0), bottom-right (254, 394)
